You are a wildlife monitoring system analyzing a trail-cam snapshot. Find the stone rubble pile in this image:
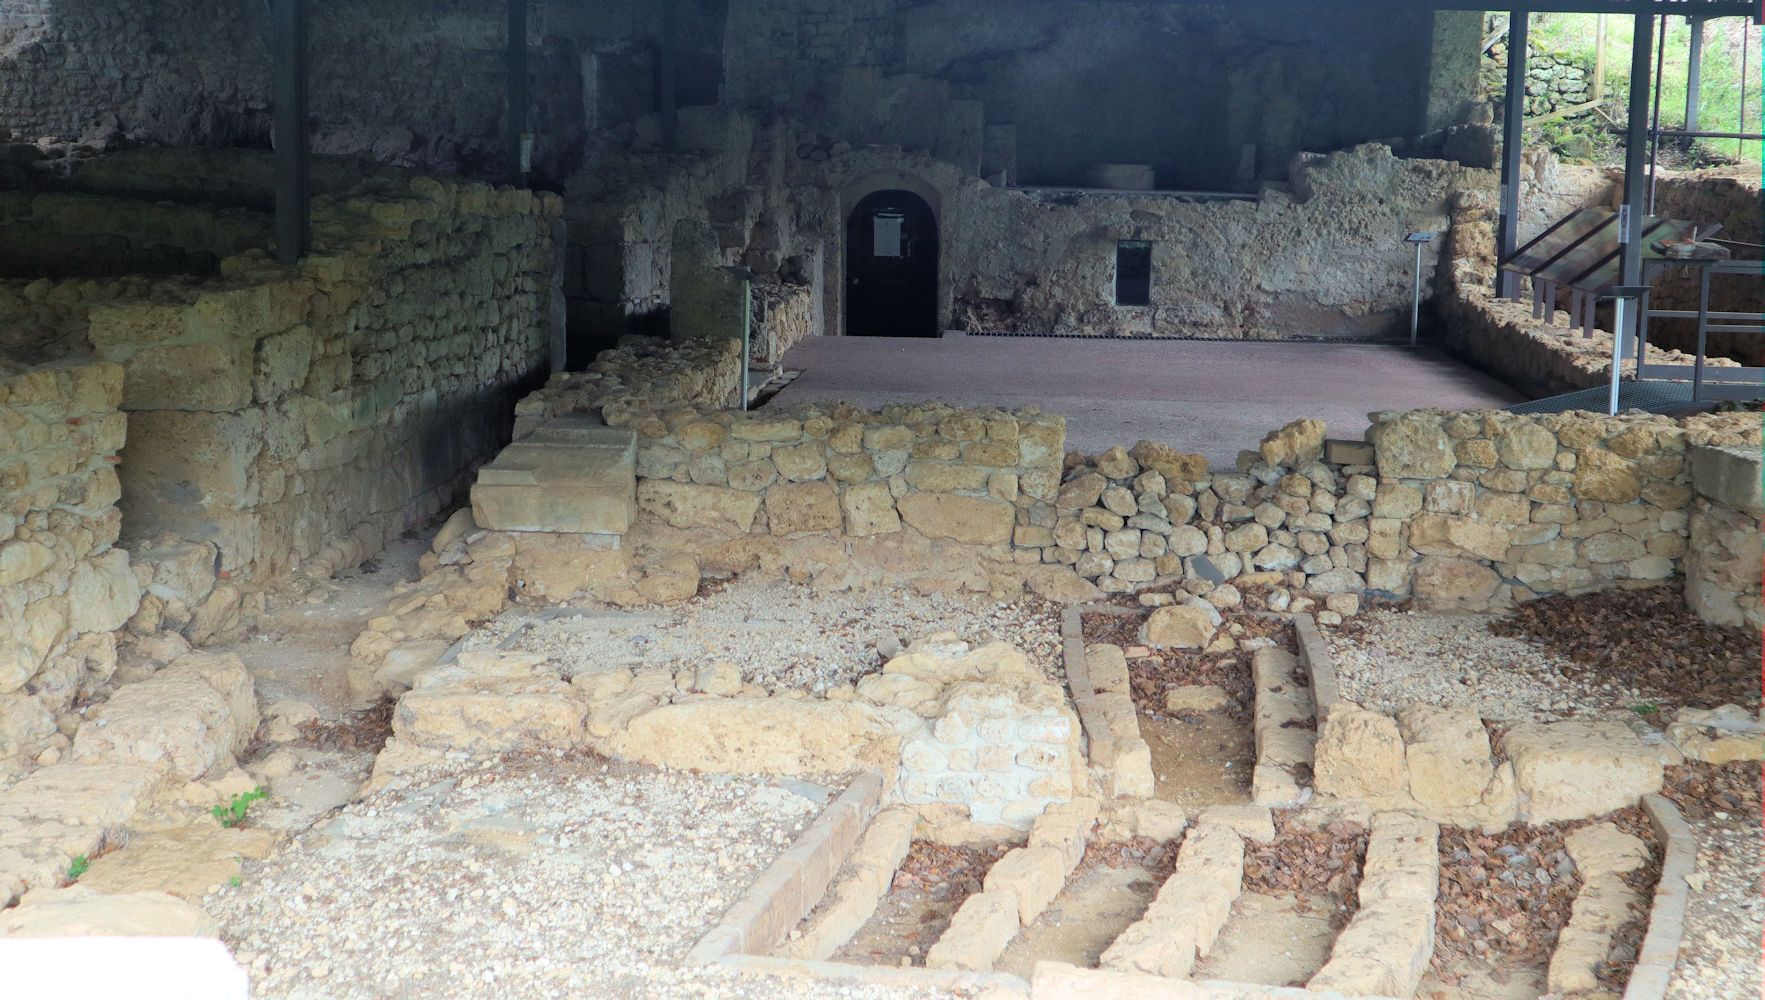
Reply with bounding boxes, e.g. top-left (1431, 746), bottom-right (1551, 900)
top-left (512, 336), bottom-right (743, 441)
